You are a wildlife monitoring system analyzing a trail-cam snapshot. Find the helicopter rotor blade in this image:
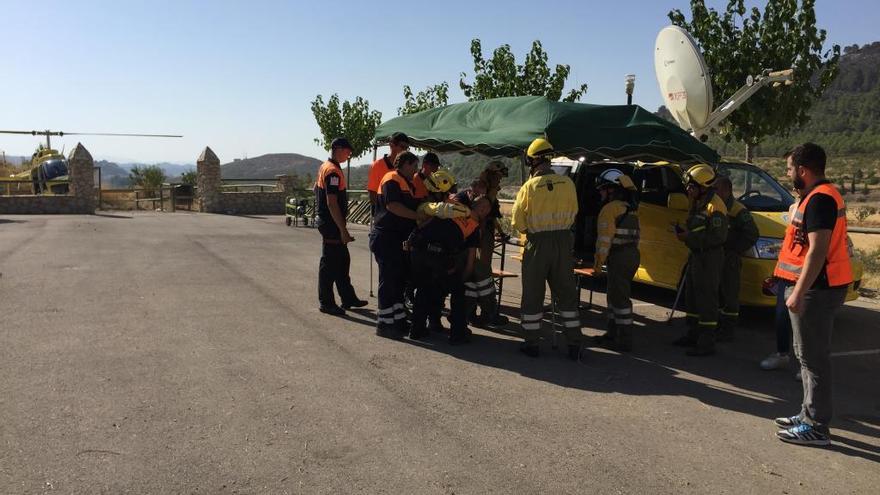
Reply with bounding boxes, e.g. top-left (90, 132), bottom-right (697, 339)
top-left (0, 130), bottom-right (50, 136)
top-left (62, 132), bottom-right (183, 138)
